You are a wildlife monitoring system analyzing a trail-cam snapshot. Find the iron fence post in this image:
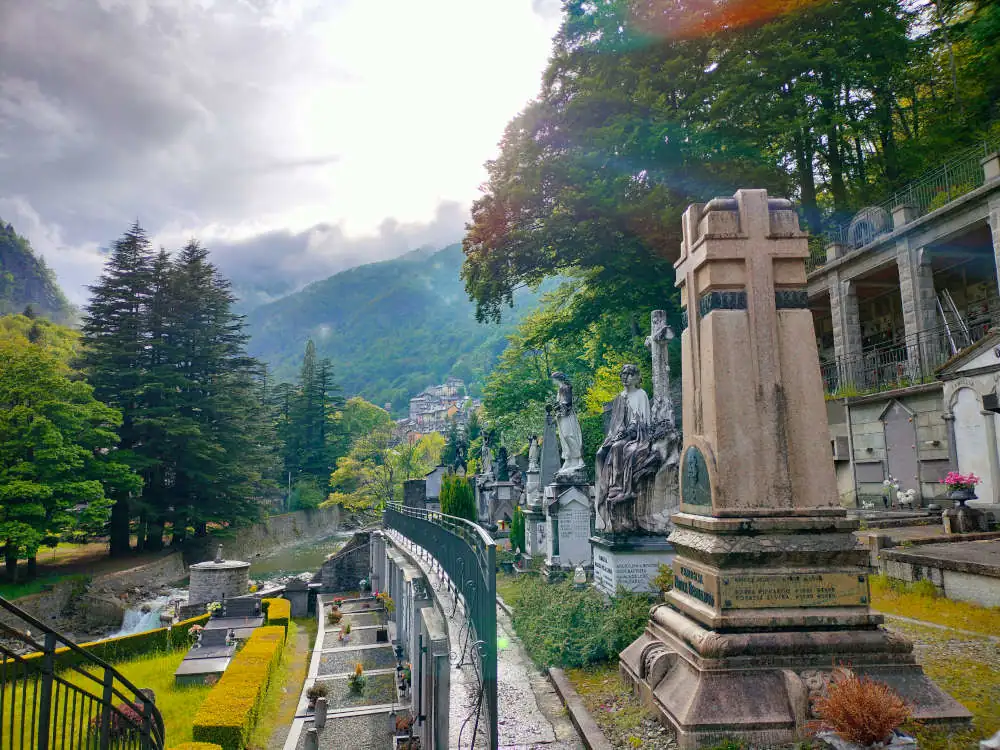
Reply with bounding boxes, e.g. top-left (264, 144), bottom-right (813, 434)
top-left (140, 693), bottom-right (153, 749)
top-left (99, 666), bottom-right (114, 748)
top-left (36, 631), bottom-right (56, 750)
